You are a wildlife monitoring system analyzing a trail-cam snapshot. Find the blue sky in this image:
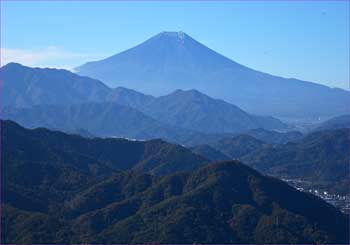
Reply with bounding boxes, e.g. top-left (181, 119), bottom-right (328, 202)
top-left (1, 1), bottom-right (349, 89)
